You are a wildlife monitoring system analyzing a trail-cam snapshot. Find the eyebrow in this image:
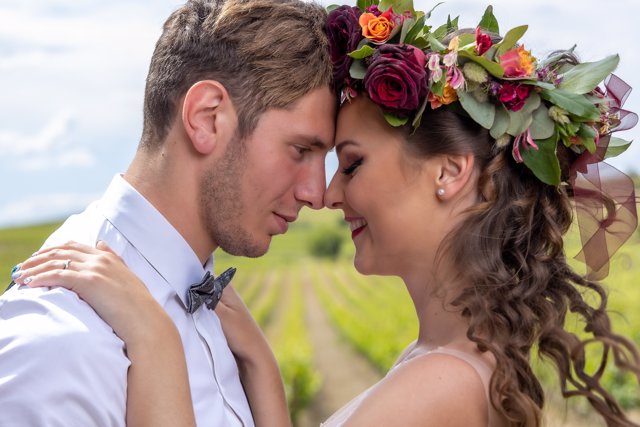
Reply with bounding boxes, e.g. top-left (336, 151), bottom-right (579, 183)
top-left (297, 135), bottom-right (332, 151)
top-left (335, 139), bottom-right (359, 155)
